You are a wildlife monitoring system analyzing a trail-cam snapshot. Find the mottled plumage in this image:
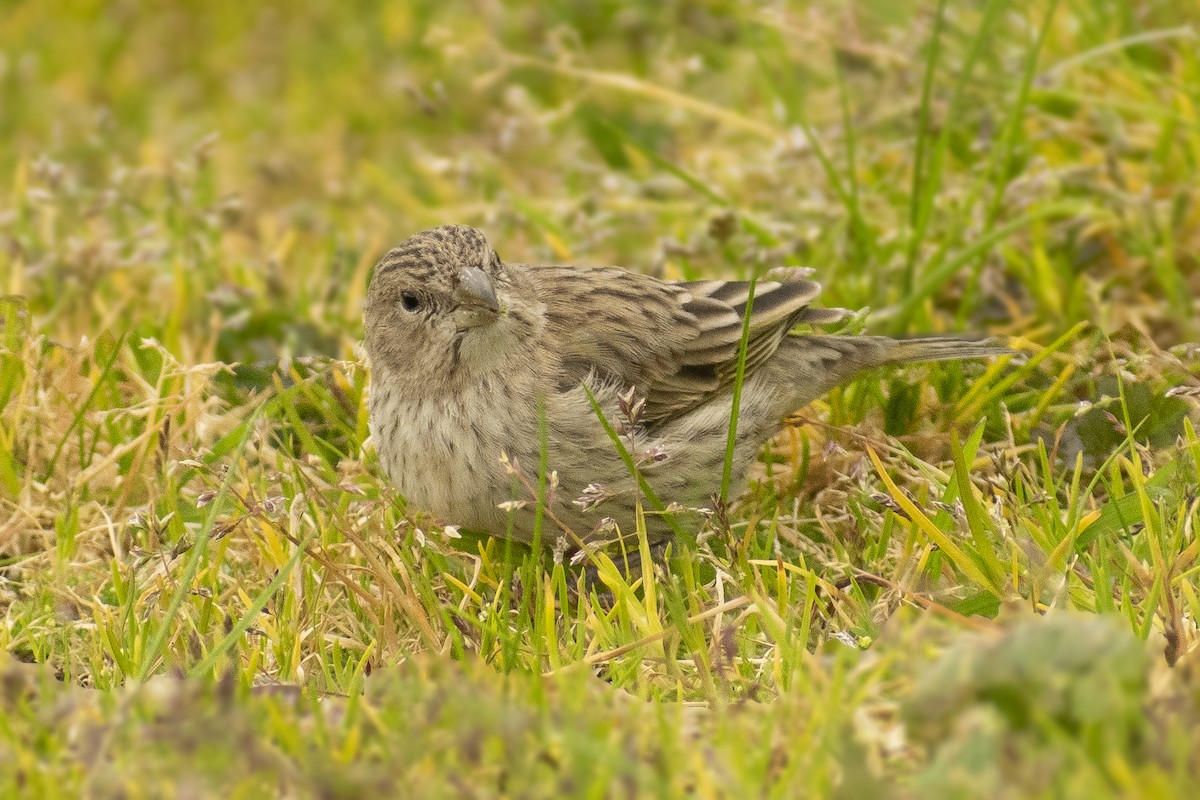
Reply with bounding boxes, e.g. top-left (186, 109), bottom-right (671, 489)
top-left (364, 225), bottom-right (1010, 548)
